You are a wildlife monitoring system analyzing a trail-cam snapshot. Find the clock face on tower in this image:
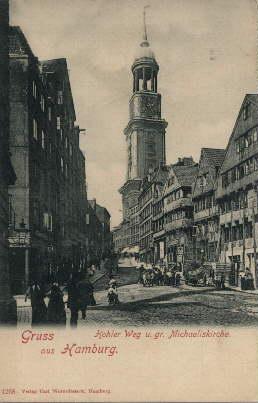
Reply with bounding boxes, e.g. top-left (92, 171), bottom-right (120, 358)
top-left (130, 93), bottom-right (161, 120)
top-left (141, 95), bottom-right (157, 116)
